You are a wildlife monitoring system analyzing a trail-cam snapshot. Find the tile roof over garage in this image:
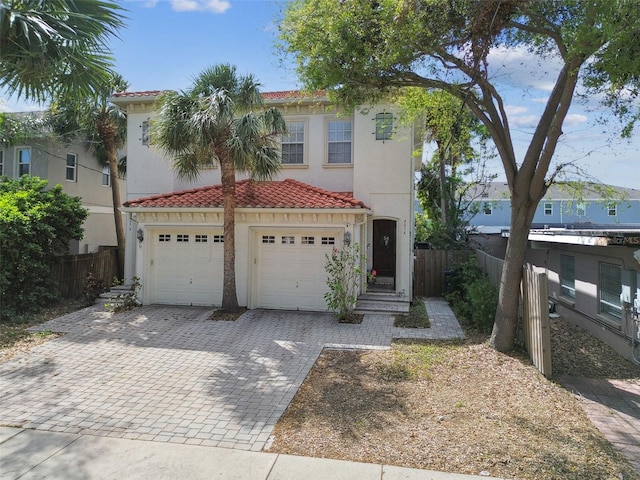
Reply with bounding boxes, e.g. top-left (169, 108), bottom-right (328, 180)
top-left (123, 179), bottom-right (369, 209)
